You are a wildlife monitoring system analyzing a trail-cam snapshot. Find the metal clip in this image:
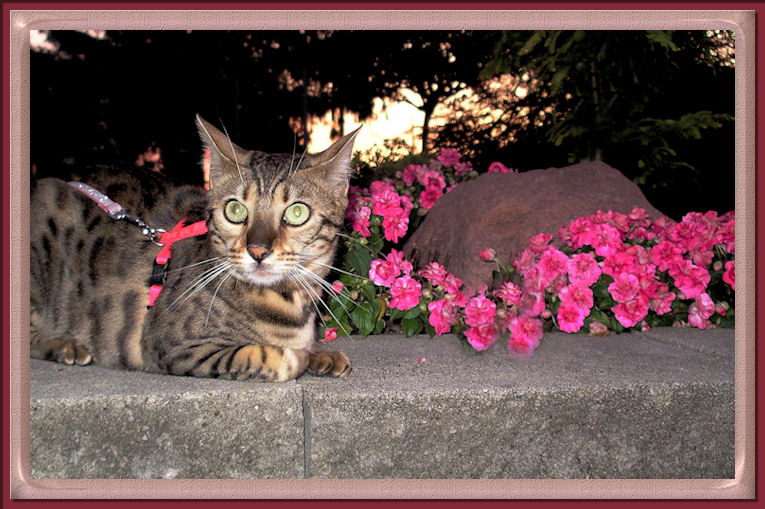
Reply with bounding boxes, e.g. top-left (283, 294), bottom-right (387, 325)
top-left (124, 215), bottom-right (166, 246)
